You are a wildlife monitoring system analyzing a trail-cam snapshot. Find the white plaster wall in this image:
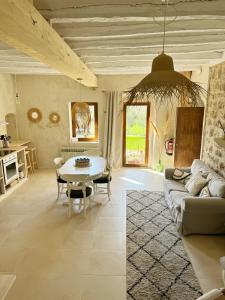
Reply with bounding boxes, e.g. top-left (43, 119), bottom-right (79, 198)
top-left (191, 65), bottom-right (210, 106)
top-left (98, 74), bottom-right (144, 91)
top-left (16, 74), bottom-right (177, 169)
top-left (0, 74), bottom-right (16, 135)
top-left (16, 75), bottom-right (106, 168)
